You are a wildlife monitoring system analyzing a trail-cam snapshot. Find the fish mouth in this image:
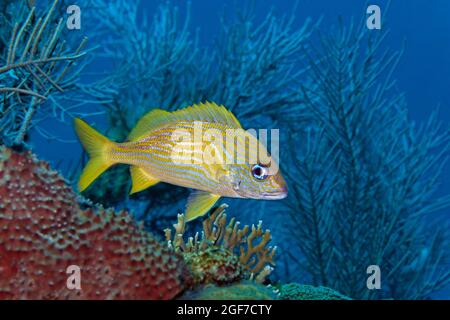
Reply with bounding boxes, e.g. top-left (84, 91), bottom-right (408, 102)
top-left (261, 188), bottom-right (288, 200)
